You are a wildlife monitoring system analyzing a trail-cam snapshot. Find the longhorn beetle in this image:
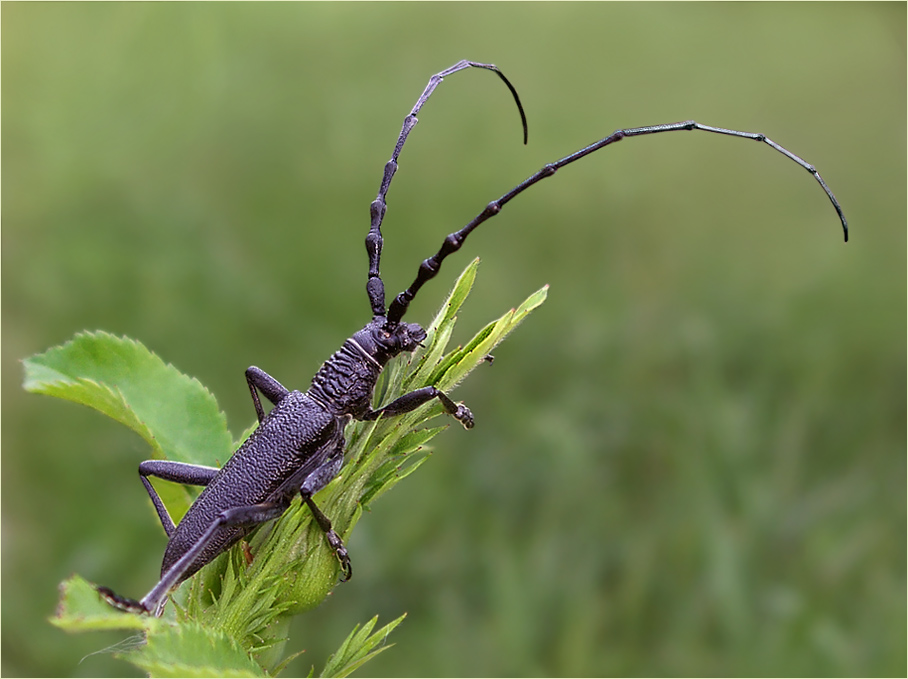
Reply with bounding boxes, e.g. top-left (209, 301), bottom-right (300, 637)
top-left (97, 60), bottom-right (847, 616)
